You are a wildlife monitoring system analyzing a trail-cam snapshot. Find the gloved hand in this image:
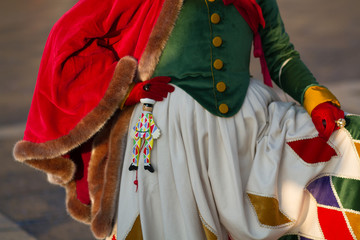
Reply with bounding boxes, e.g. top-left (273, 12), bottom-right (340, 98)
top-left (311, 102), bottom-right (345, 141)
top-left (124, 76), bottom-right (174, 106)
